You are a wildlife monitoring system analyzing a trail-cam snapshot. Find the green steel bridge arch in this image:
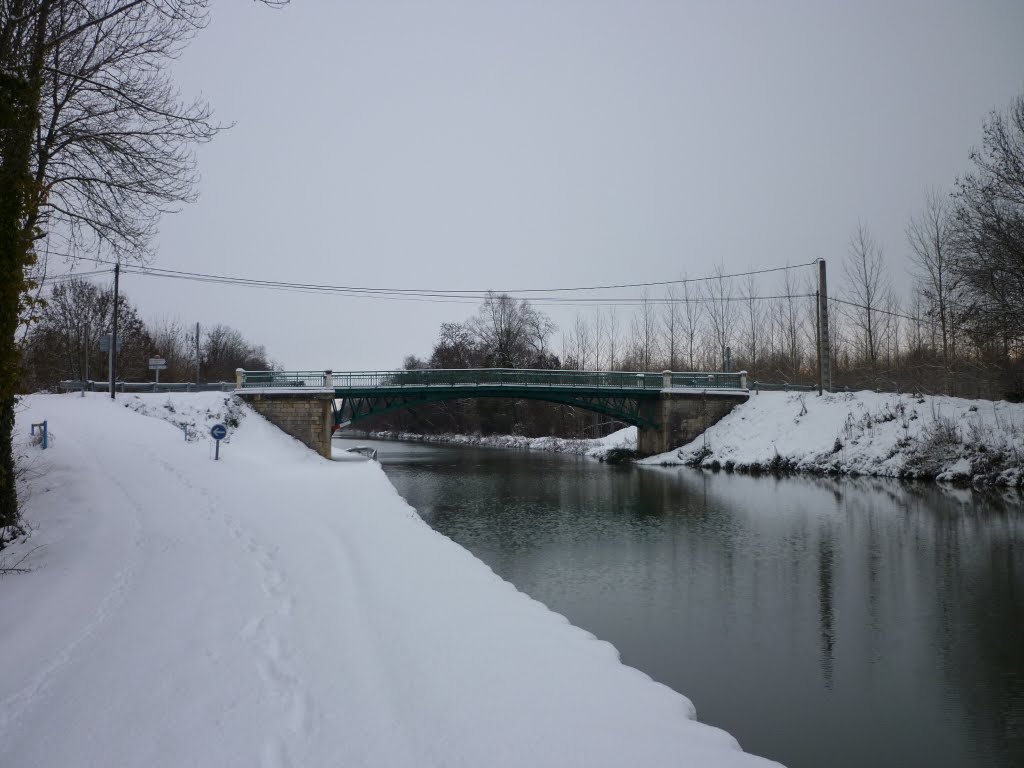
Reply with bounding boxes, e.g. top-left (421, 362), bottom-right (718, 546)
top-left (238, 368), bottom-right (747, 431)
top-left (334, 384), bottom-right (661, 429)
